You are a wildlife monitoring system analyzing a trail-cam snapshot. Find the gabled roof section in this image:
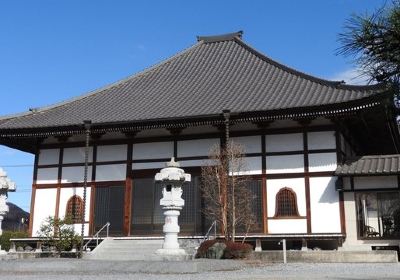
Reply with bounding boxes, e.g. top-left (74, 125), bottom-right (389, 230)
top-left (0, 31), bottom-right (389, 133)
top-left (335, 155), bottom-right (400, 176)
